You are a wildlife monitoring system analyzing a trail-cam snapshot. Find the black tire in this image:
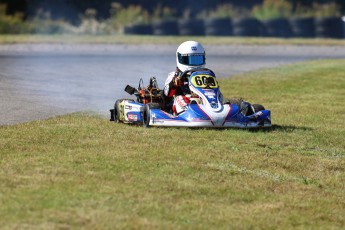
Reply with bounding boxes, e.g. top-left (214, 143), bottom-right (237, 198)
top-left (289, 17), bottom-right (315, 38)
top-left (152, 20), bottom-right (179, 35)
top-left (124, 24), bottom-right (152, 35)
top-left (252, 104), bottom-right (265, 113)
top-left (232, 18), bottom-right (264, 37)
top-left (143, 104), bottom-right (151, 128)
top-left (314, 17), bottom-right (344, 38)
top-left (110, 109), bottom-right (115, 121)
top-left (114, 100), bottom-right (121, 123)
top-left (143, 103), bottom-right (160, 128)
top-left (178, 19), bottom-right (205, 36)
top-left (262, 18), bottom-right (293, 38)
top-left (204, 18), bottom-right (232, 36)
